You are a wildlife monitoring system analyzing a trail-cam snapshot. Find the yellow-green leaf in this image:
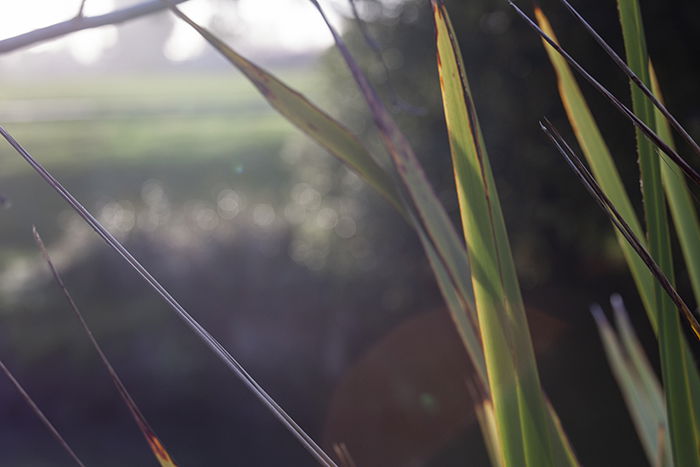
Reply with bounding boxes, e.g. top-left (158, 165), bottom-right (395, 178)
top-left (649, 65), bottom-right (700, 312)
top-left (618, 1), bottom-right (700, 464)
top-left (167, 6), bottom-right (402, 218)
top-left (434, 3), bottom-right (577, 466)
